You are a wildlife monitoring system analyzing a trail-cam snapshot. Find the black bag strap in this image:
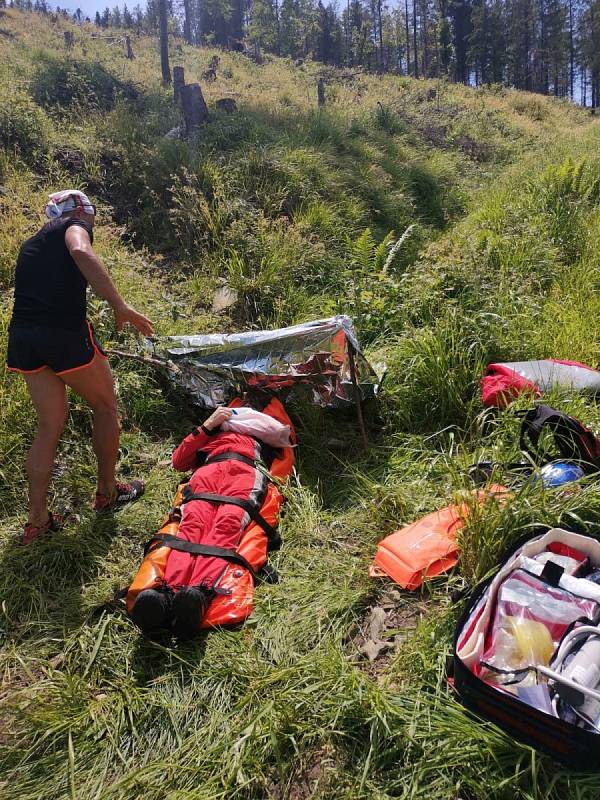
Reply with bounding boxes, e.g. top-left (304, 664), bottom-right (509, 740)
top-left (181, 485), bottom-right (281, 550)
top-left (144, 533), bottom-right (261, 579)
top-left (519, 405), bottom-right (561, 458)
top-left (520, 405), bottom-right (600, 469)
top-left (469, 460), bottom-right (533, 486)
